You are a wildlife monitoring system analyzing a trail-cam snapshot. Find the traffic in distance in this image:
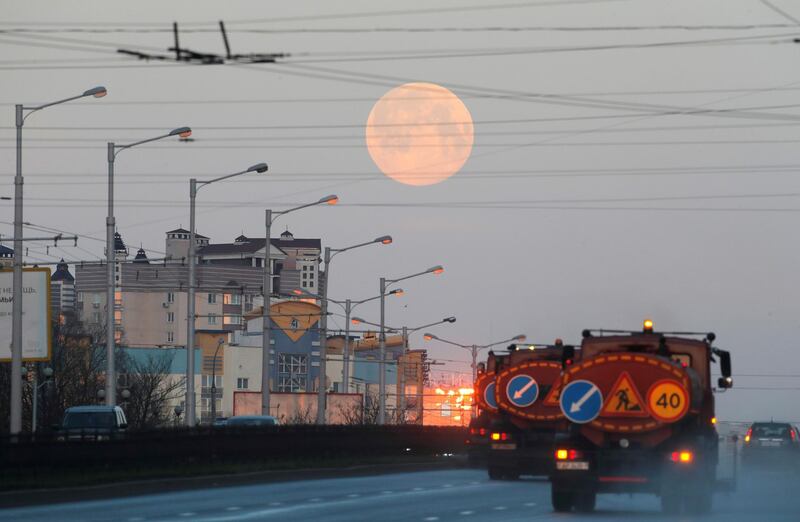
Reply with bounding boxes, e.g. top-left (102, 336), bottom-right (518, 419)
top-left (468, 318), bottom-right (749, 515)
